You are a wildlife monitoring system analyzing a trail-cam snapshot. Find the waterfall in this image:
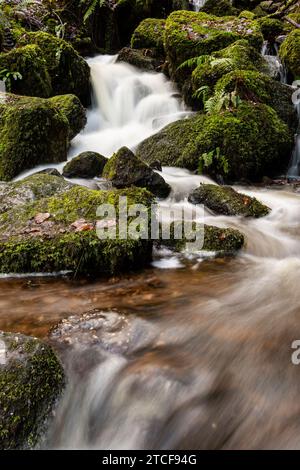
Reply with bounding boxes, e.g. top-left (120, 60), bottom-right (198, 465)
top-left (14, 55), bottom-right (189, 180)
top-left (190, 0), bottom-right (207, 12)
top-left (69, 55), bottom-right (188, 160)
